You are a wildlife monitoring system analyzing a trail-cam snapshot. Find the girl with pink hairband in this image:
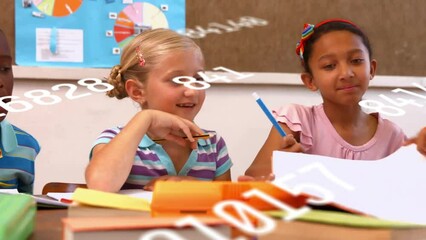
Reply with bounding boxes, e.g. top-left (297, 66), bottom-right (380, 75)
top-left (245, 19), bottom-right (426, 178)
